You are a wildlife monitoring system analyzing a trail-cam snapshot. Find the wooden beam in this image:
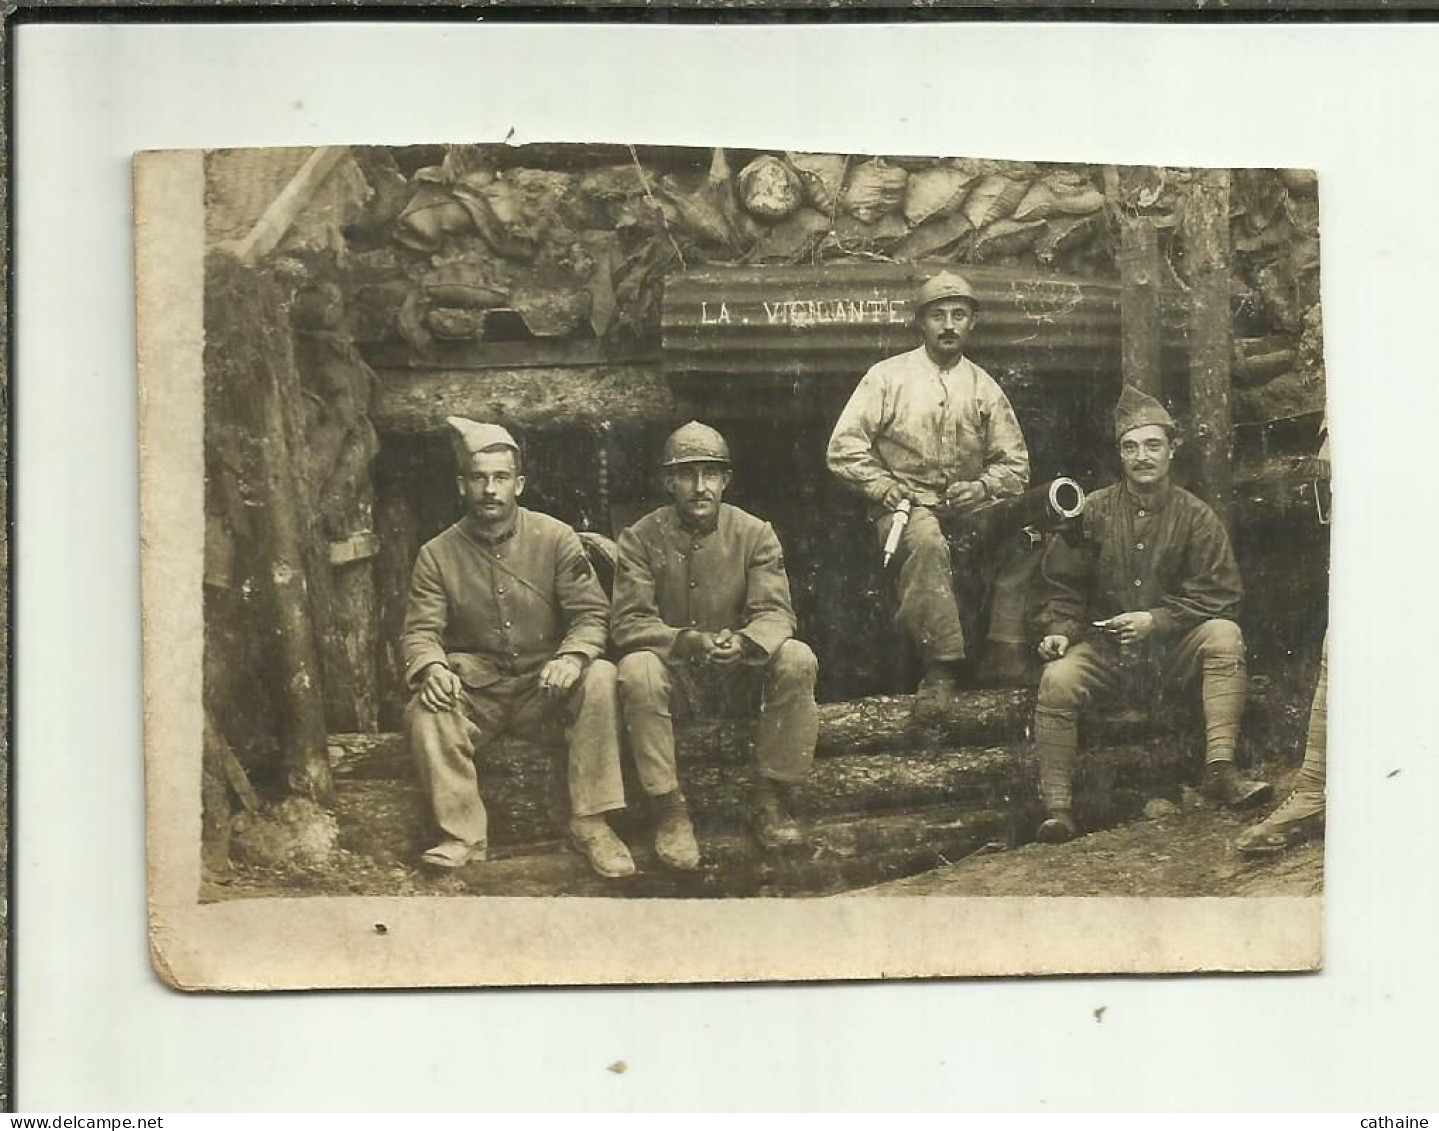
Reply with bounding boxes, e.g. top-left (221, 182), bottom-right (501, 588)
top-left (1185, 168), bottom-right (1235, 527)
top-left (233, 146), bottom-right (349, 266)
top-left (370, 364), bottom-right (679, 433)
top-left (1118, 223), bottom-right (1165, 396)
